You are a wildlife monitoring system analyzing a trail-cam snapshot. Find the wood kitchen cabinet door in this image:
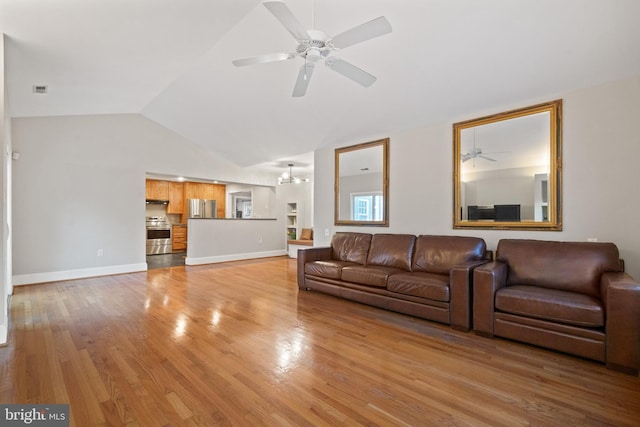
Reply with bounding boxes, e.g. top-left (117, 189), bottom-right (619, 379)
top-left (183, 182), bottom-right (203, 200)
top-left (182, 182), bottom-right (226, 218)
top-left (146, 179), bottom-right (169, 200)
top-left (201, 184), bottom-right (216, 200)
top-left (211, 184), bottom-right (226, 218)
top-left (172, 225), bottom-right (187, 252)
top-left (167, 182), bottom-right (184, 214)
